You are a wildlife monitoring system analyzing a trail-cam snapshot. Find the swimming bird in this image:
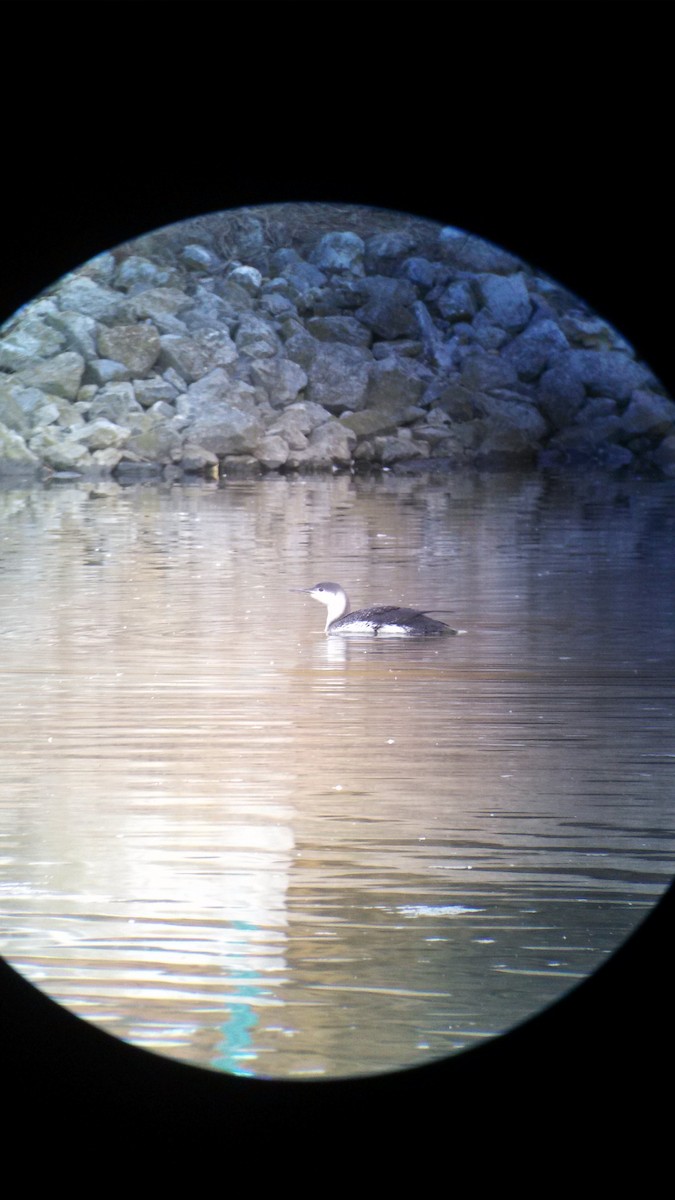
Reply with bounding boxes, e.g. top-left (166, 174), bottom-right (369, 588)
top-left (298, 581), bottom-right (457, 637)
